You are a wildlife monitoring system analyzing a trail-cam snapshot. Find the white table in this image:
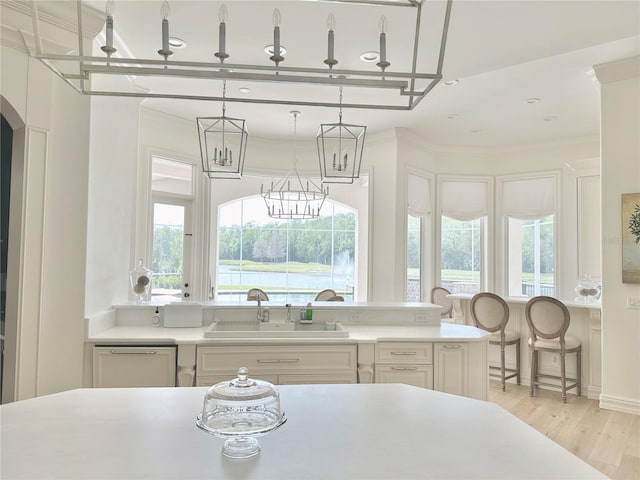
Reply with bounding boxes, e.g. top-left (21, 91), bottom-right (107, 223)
top-left (0, 384), bottom-right (605, 479)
